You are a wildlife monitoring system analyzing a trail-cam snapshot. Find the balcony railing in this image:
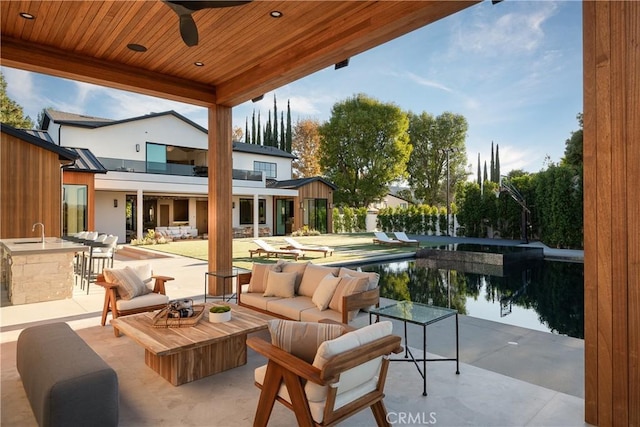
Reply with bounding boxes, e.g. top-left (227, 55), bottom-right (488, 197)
top-left (98, 157), bottom-right (262, 181)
